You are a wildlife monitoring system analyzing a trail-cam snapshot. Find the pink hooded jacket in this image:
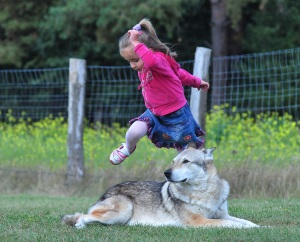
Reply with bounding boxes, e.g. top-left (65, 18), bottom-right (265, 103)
top-left (134, 43), bottom-right (202, 116)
